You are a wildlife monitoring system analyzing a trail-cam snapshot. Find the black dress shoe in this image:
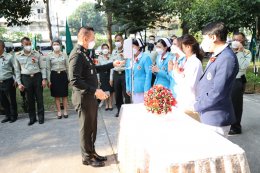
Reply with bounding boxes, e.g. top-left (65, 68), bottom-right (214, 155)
top-left (115, 112), bottom-right (119, 117)
top-left (28, 120), bottom-right (36, 126)
top-left (39, 120), bottom-right (44, 124)
top-left (109, 108), bottom-right (113, 111)
top-left (9, 118), bottom-right (17, 123)
top-left (1, 117), bottom-right (10, 123)
top-left (105, 108), bottom-right (109, 111)
top-left (63, 114), bottom-right (68, 118)
top-left (93, 152), bottom-right (107, 161)
top-left (82, 158), bottom-right (105, 167)
top-left (228, 129), bottom-right (242, 135)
